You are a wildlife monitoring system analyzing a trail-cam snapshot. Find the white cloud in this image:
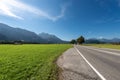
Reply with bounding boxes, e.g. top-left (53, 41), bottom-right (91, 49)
top-left (0, 0), bottom-right (23, 19)
top-left (0, 0), bottom-right (69, 21)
